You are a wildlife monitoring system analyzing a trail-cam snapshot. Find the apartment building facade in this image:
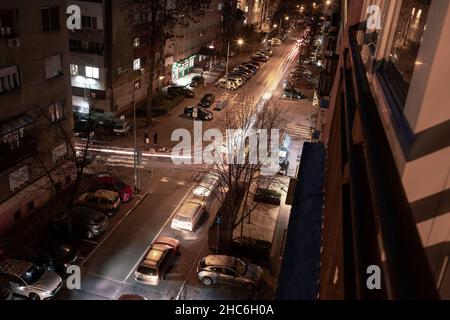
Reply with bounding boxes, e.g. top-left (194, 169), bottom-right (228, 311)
top-left (69, 0), bottom-right (152, 116)
top-left (165, 0), bottom-right (223, 82)
top-left (0, 0), bottom-right (73, 235)
top-left (318, 0), bottom-right (449, 299)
